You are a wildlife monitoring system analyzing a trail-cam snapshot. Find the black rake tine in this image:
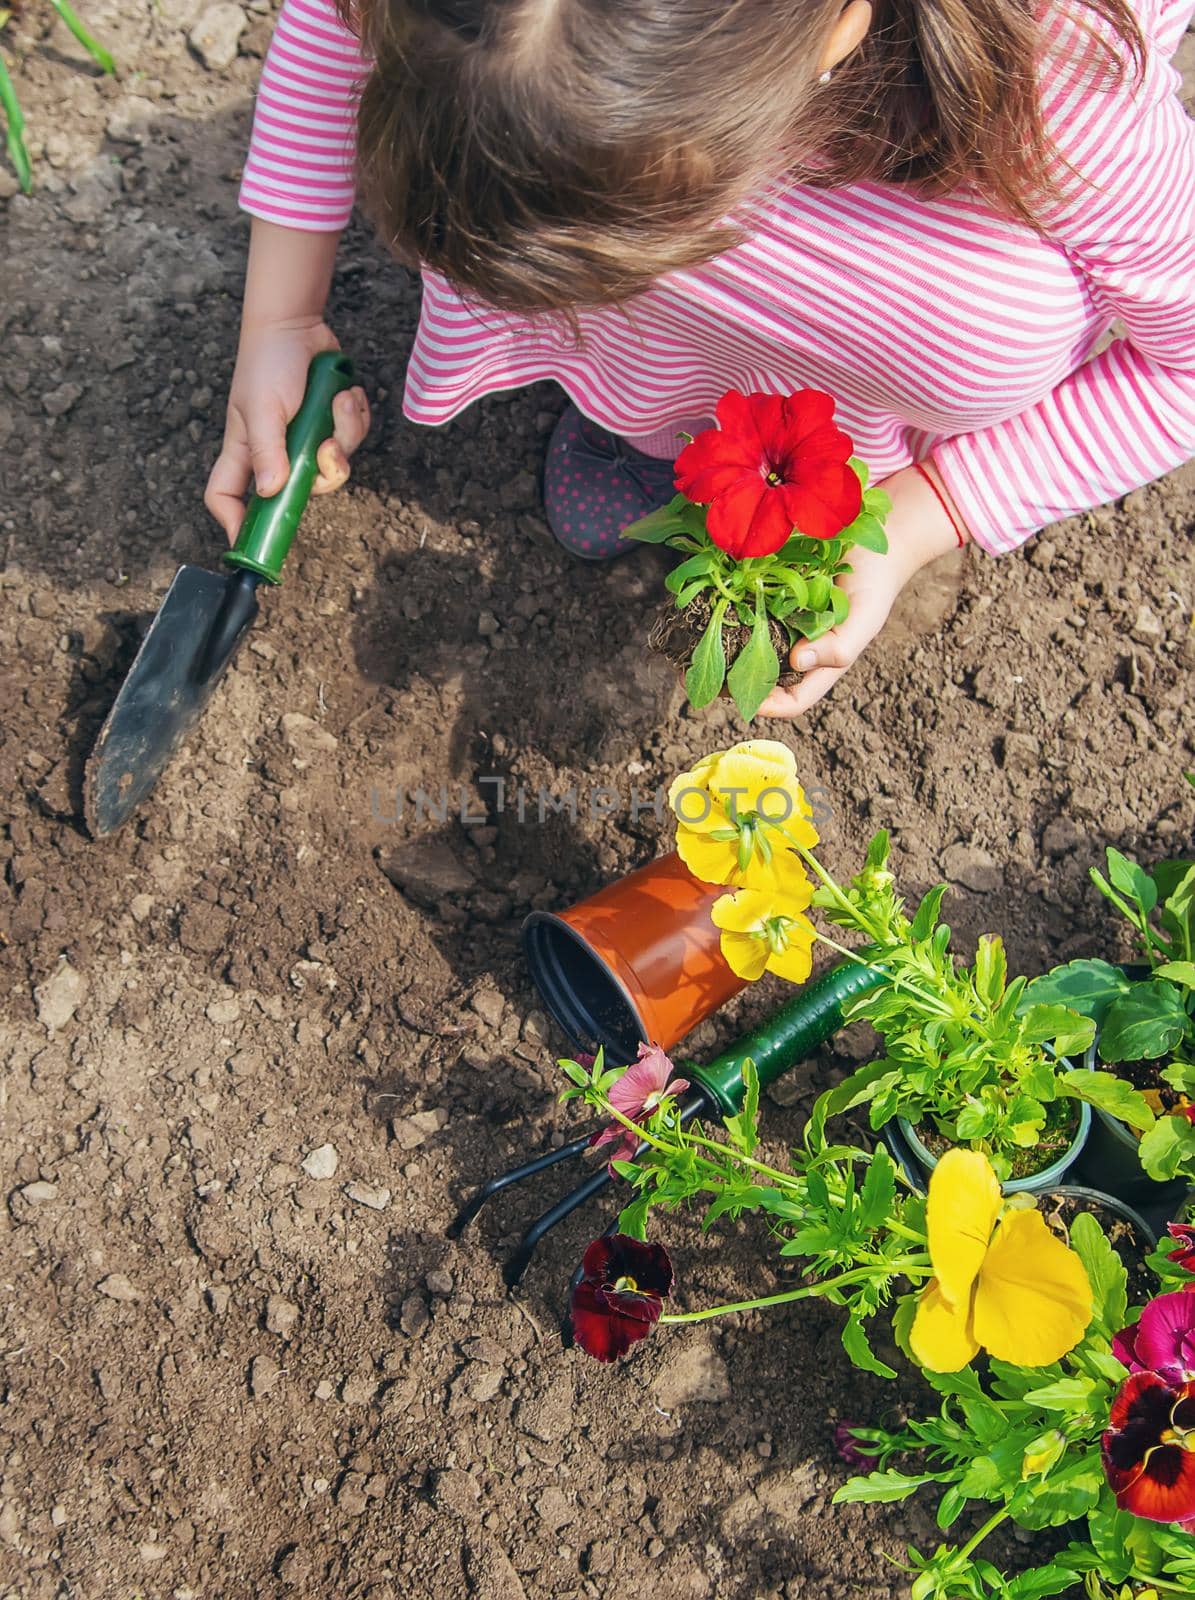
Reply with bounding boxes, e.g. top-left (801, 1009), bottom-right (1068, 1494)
top-left (503, 1089), bottom-right (714, 1289)
top-left (447, 1131), bottom-right (594, 1239)
top-left (503, 1164), bottom-right (616, 1288)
